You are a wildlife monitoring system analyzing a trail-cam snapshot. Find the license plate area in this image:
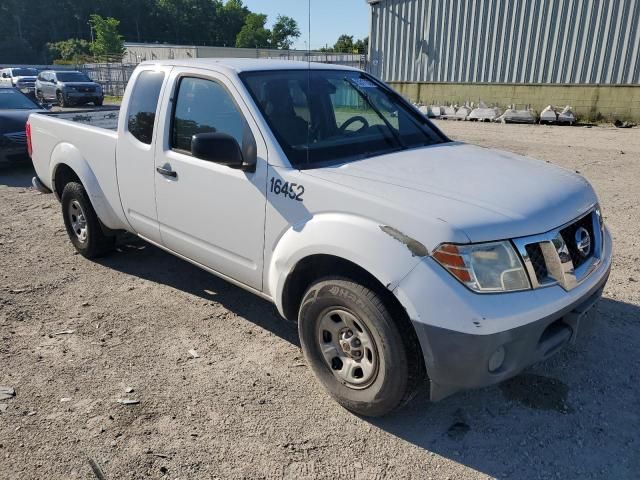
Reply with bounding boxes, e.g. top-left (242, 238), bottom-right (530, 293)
top-left (564, 297), bottom-right (600, 343)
